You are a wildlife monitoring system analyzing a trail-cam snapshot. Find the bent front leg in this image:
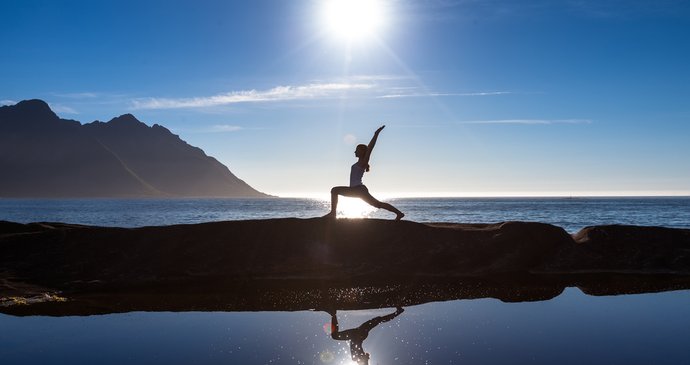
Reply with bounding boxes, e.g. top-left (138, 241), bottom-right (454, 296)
top-left (329, 186), bottom-right (355, 216)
